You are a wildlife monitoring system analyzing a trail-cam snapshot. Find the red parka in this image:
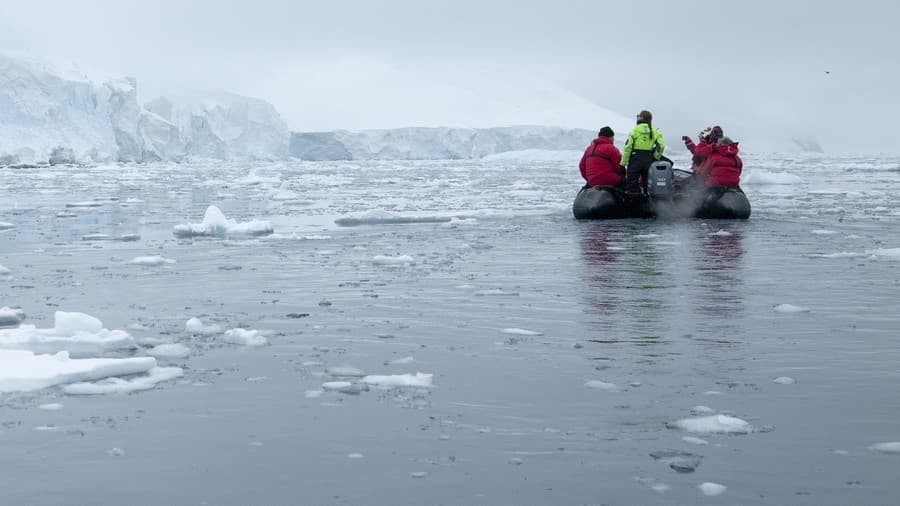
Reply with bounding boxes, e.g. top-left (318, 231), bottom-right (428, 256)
top-left (579, 137), bottom-right (623, 187)
top-left (684, 137), bottom-right (714, 173)
top-left (704, 143), bottom-right (743, 187)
